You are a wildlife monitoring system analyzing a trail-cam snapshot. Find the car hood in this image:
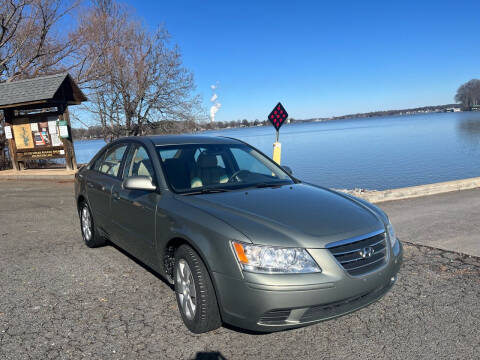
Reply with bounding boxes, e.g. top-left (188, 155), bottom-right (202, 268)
top-left (177, 183), bottom-right (385, 248)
